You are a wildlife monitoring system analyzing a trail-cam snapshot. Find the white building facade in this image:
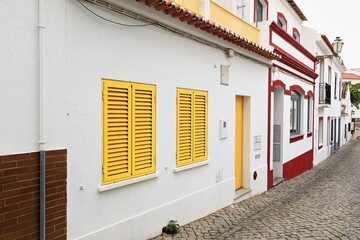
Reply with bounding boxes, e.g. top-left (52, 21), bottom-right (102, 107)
top-left (0, 0), bottom-right (352, 239)
top-left (1, 0), bottom-right (280, 239)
